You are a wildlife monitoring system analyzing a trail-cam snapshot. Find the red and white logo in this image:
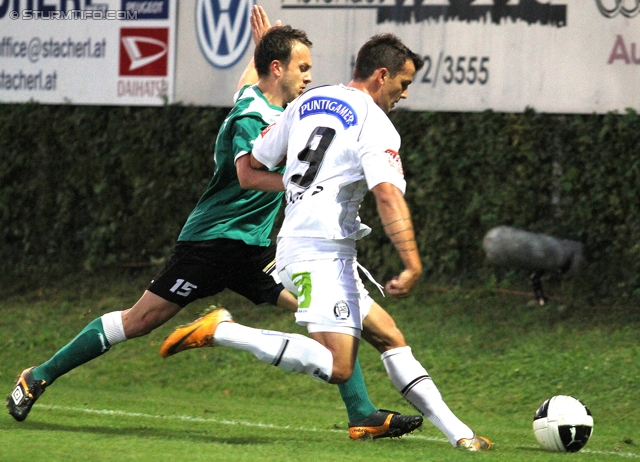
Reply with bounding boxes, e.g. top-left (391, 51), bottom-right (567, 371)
top-left (119, 28), bottom-right (168, 76)
top-left (385, 149), bottom-right (403, 175)
top-left (260, 122), bottom-right (277, 137)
